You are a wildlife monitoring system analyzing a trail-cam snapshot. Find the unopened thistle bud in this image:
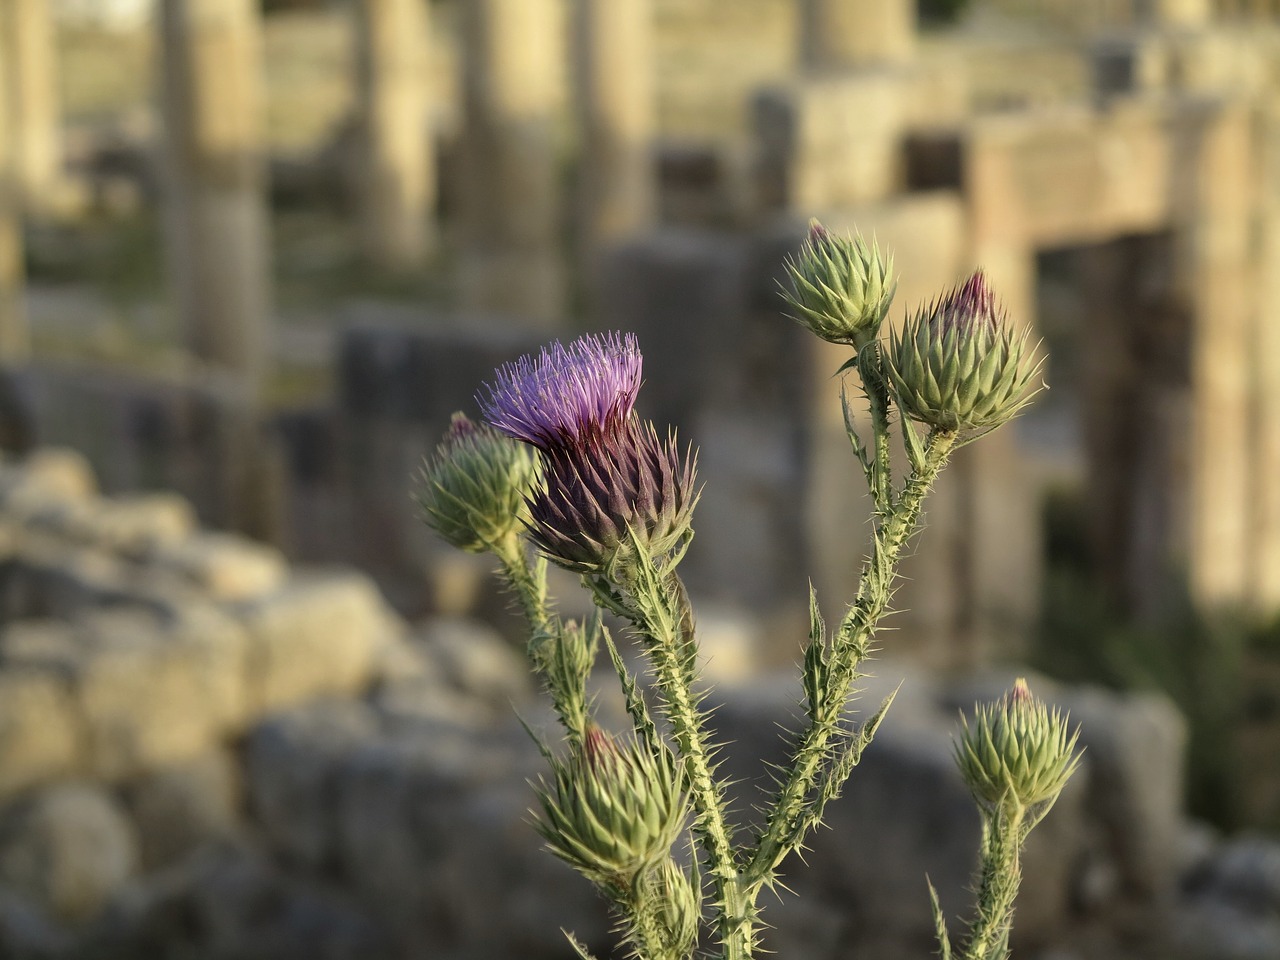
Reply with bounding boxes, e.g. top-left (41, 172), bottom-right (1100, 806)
top-left (885, 271), bottom-right (1043, 433)
top-left (780, 220), bottom-right (897, 348)
top-left (649, 859), bottom-right (700, 956)
top-left (954, 679), bottom-right (1082, 815)
top-left (536, 727), bottom-right (690, 889)
top-left (415, 413), bottom-right (540, 553)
